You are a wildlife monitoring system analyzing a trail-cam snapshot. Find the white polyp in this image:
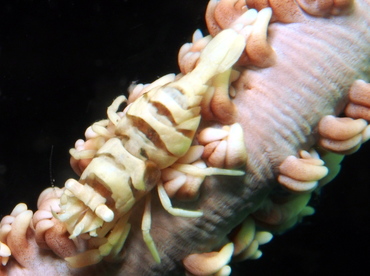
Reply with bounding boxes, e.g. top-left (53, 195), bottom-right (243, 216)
top-left (12, 210), bottom-right (33, 242)
top-left (36, 187), bottom-right (62, 208)
top-left (231, 9), bottom-right (258, 28)
top-left (65, 249), bottom-right (103, 268)
top-left (307, 148), bottom-right (320, 159)
top-left (299, 150), bottom-right (325, 166)
top-left (252, 8), bottom-right (272, 37)
top-left (10, 203), bottom-right (28, 217)
top-left (208, 140), bottom-right (227, 167)
top-left (183, 243), bottom-right (234, 276)
top-left (177, 145), bottom-right (204, 164)
top-left (1, 256), bottom-right (9, 266)
top-left (85, 119), bottom-right (109, 138)
top-left (233, 217), bottom-right (255, 256)
top-left (0, 225), bottom-right (11, 241)
top-left (278, 175), bottom-right (318, 192)
top-left (34, 220), bottom-right (55, 243)
top-left (300, 206), bottom-right (315, 217)
top-left (192, 29), bottom-right (204, 42)
top-left (32, 210), bottom-right (53, 227)
top-left (74, 138), bottom-right (86, 150)
top-left (0, 241), bottom-right (11, 259)
top-left (250, 250), bottom-right (262, 259)
top-left (361, 125), bottom-right (370, 142)
top-left (240, 240), bottom-right (259, 260)
top-left (254, 231), bottom-right (273, 245)
top-left (129, 82), bottom-right (144, 95)
top-left (198, 128), bottom-right (229, 144)
top-left (84, 127), bottom-right (98, 140)
top-left (163, 175), bottom-right (187, 197)
top-left (157, 183), bottom-right (203, 217)
top-left (182, 51), bottom-right (201, 67)
top-left (233, 21), bottom-right (253, 39)
top-left (229, 86), bottom-right (236, 98)
top-left (0, 216), bottom-right (14, 226)
top-left (299, 150), bottom-right (310, 159)
top-left (178, 43), bottom-right (193, 61)
top-left (0, 242), bottom-right (10, 254)
top-left (161, 167), bottom-right (184, 181)
top-left (214, 265), bottom-right (232, 276)
top-left (279, 155), bottom-right (328, 181)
